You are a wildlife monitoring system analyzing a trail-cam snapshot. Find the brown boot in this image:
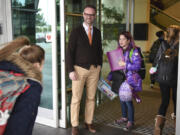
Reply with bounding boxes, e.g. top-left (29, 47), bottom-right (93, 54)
top-left (84, 123), bottom-right (96, 133)
top-left (154, 115), bottom-right (166, 135)
top-left (72, 127), bottom-right (79, 135)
